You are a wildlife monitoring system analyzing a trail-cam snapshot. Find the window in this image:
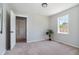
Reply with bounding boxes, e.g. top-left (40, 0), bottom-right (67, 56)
top-left (57, 14), bottom-right (69, 34)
